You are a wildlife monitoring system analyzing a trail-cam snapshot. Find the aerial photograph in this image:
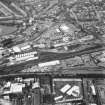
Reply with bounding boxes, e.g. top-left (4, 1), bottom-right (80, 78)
top-left (0, 0), bottom-right (105, 105)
